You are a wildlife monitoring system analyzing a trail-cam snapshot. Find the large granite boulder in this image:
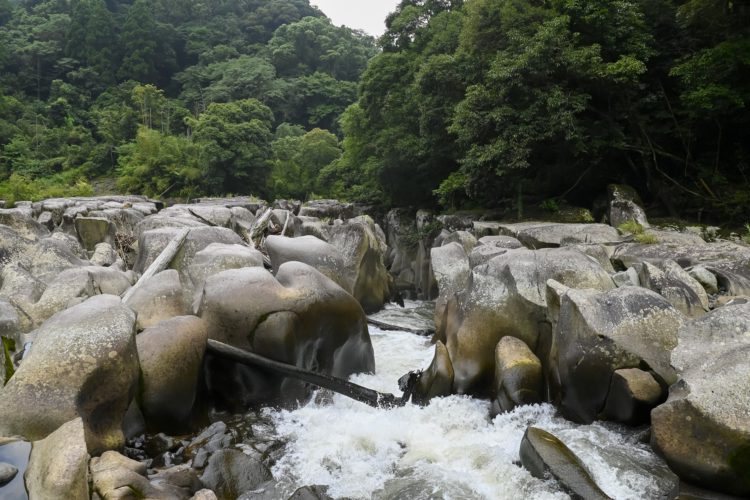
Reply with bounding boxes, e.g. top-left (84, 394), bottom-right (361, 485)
top-left (497, 222), bottom-right (621, 248)
top-left (137, 316), bottom-right (208, 432)
top-left (134, 226), bottom-right (245, 290)
top-left (74, 216), bottom-right (116, 251)
top-left (0, 208), bottom-right (49, 240)
top-left (442, 247), bottom-right (614, 394)
top-left (299, 199), bottom-right (355, 220)
top-left (384, 209), bottom-right (419, 296)
top-left (431, 242), bottom-right (470, 344)
top-left (546, 283), bottom-right (682, 424)
top-left (0, 295), bottom-right (138, 453)
top-left (651, 303), bottom-right (750, 496)
top-left (187, 243), bottom-right (264, 303)
top-left (635, 260), bottom-right (709, 317)
top-left (197, 263), bottom-right (375, 409)
top-left (607, 184), bottom-right (649, 228)
top-left (25, 418), bottom-right (89, 500)
top-left (265, 235), bottom-right (348, 290)
top-left (328, 216), bottom-right (393, 313)
top-left (125, 269), bottom-right (189, 330)
top-left (612, 239), bottom-right (750, 296)
top-left (492, 336), bottom-right (543, 413)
